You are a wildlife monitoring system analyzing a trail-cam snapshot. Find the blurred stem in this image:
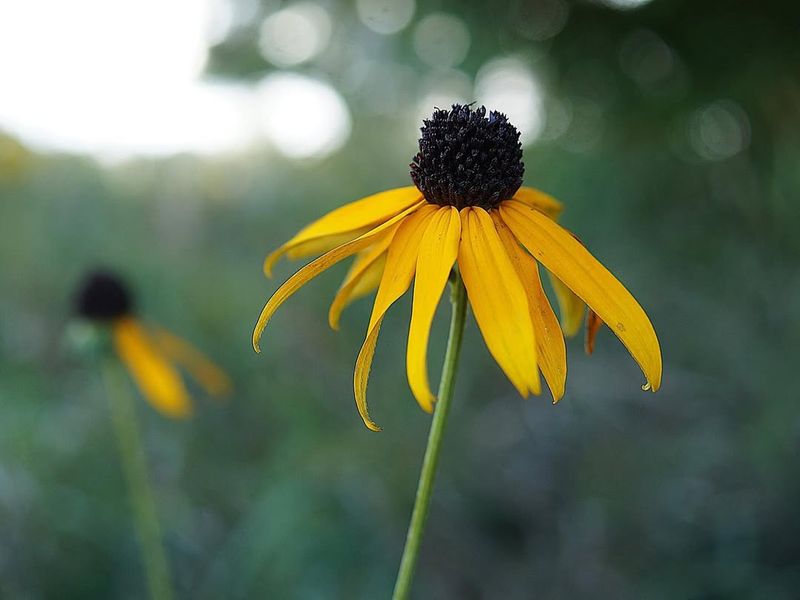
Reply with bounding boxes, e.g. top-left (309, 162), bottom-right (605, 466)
top-left (102, 360), bottom-right (174, 600)
top-left (392, 271), bottom-right (467, 600)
